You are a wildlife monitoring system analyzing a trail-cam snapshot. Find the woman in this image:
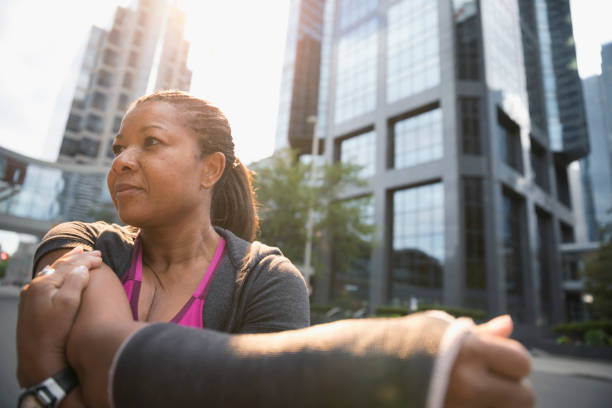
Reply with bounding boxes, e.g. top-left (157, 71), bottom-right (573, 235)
top-left (33, 90), bottom-right (310, 333)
